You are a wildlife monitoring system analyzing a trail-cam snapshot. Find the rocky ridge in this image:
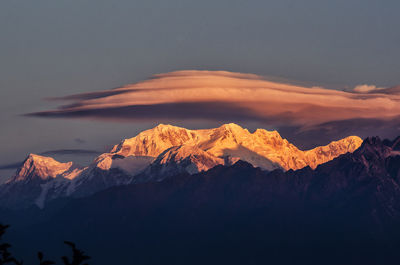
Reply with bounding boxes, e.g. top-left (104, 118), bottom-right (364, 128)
top-left (0, 123), bottom-right (363, 208)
